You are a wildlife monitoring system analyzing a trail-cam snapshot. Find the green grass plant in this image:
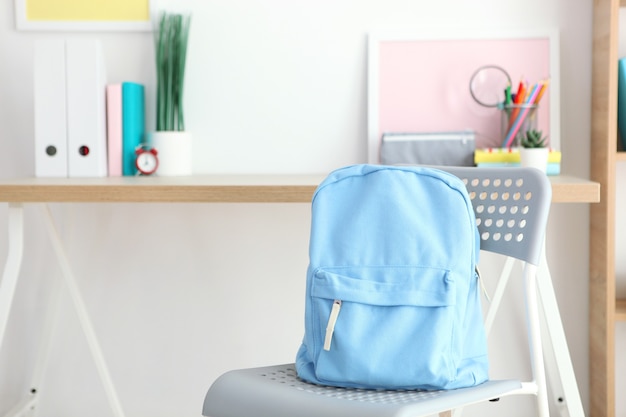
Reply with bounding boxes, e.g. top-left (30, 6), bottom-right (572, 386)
top-left (154, 12), bottom-right (191, 131)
